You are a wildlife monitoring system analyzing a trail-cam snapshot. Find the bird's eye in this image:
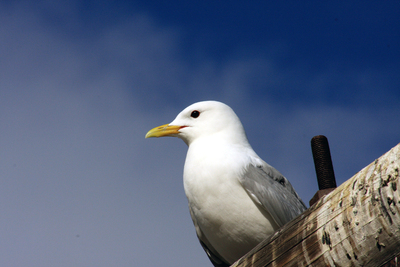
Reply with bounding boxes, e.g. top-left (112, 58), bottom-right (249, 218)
top-left (191, 110), bottom-right (200, 118)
